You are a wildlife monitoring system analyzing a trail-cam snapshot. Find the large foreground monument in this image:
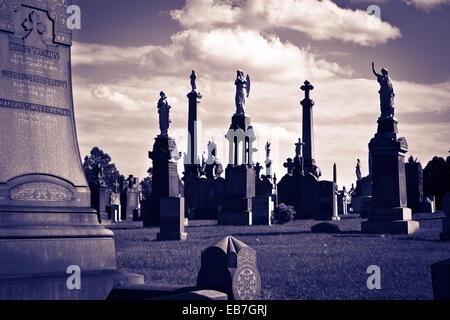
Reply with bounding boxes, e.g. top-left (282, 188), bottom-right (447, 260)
top-left (0, 0), bottom-right (141, 299)
top-left (361, 63), bottom-right (419, 234)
